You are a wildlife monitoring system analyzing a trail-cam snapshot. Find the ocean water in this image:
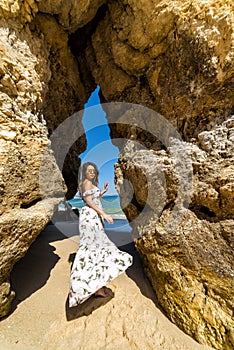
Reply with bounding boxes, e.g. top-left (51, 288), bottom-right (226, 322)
top-left (67, 195), bottom-right (125, 219)
top-left (67, 195), bottom-right (132, 234)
